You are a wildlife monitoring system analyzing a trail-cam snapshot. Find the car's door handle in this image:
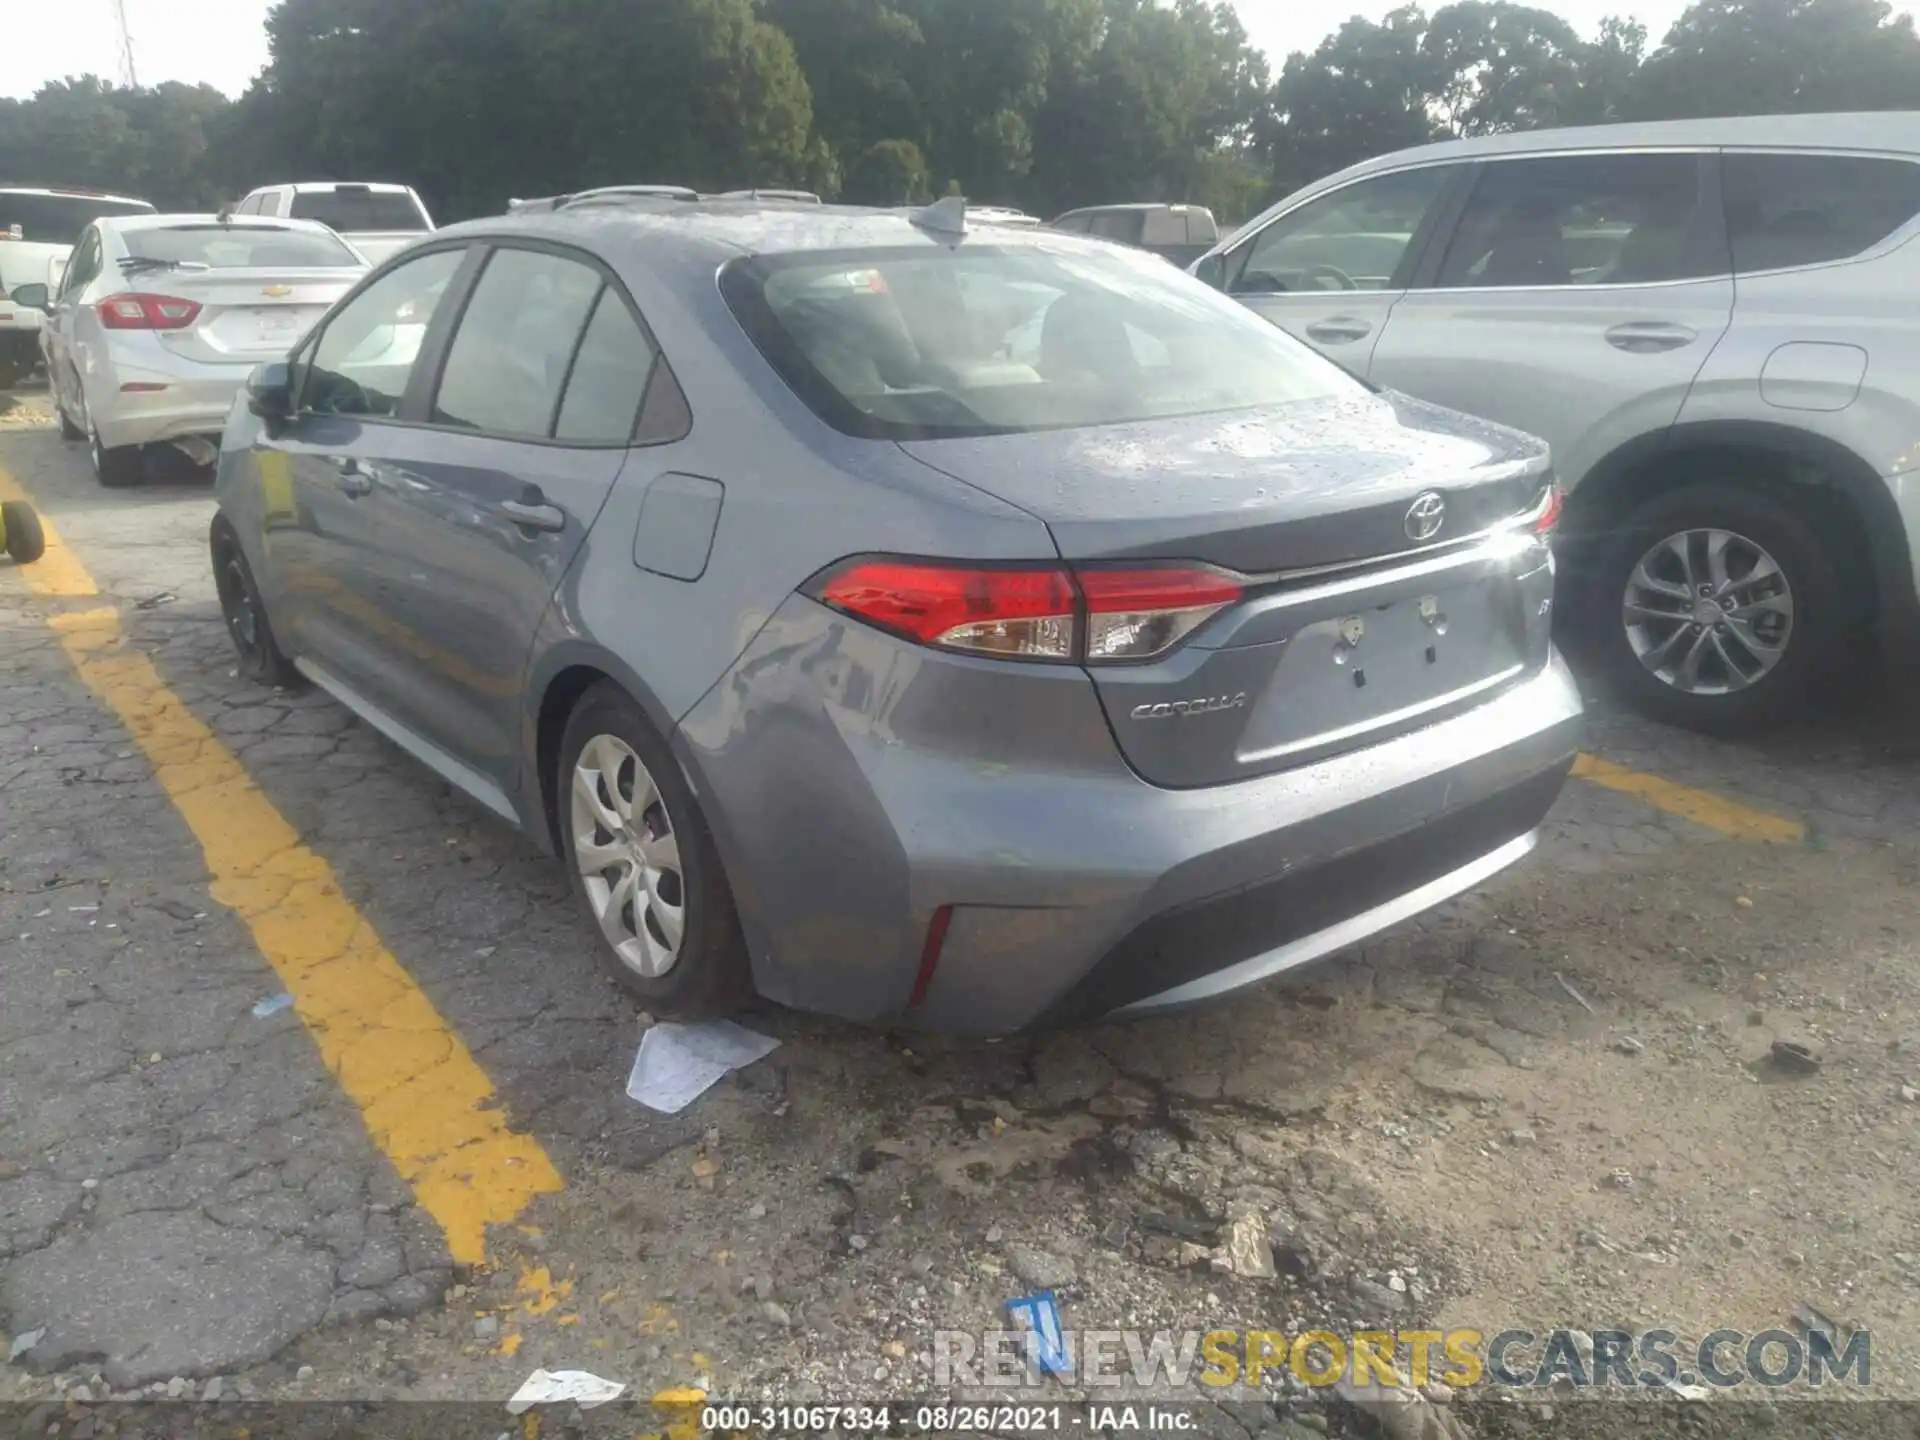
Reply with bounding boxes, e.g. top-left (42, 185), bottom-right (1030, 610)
top-left (1304, 318), bottom-right (1373, 344)
top-left (1605, 321), bottom-right (1697, 353)
top-left (499, 496), bottom-right (567, 533)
